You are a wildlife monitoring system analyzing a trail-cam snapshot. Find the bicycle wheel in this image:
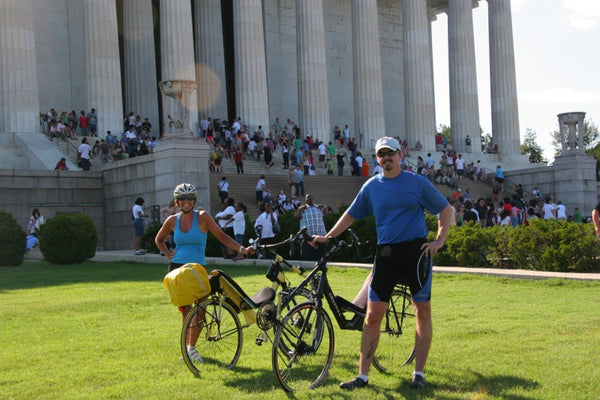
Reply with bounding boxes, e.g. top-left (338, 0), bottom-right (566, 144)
top-left (272, 302), bottom-right (334, 392)
top-left (372, 286), bottom-right (416, 373)
top-left (181, 298), bottom-right (243, 375)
